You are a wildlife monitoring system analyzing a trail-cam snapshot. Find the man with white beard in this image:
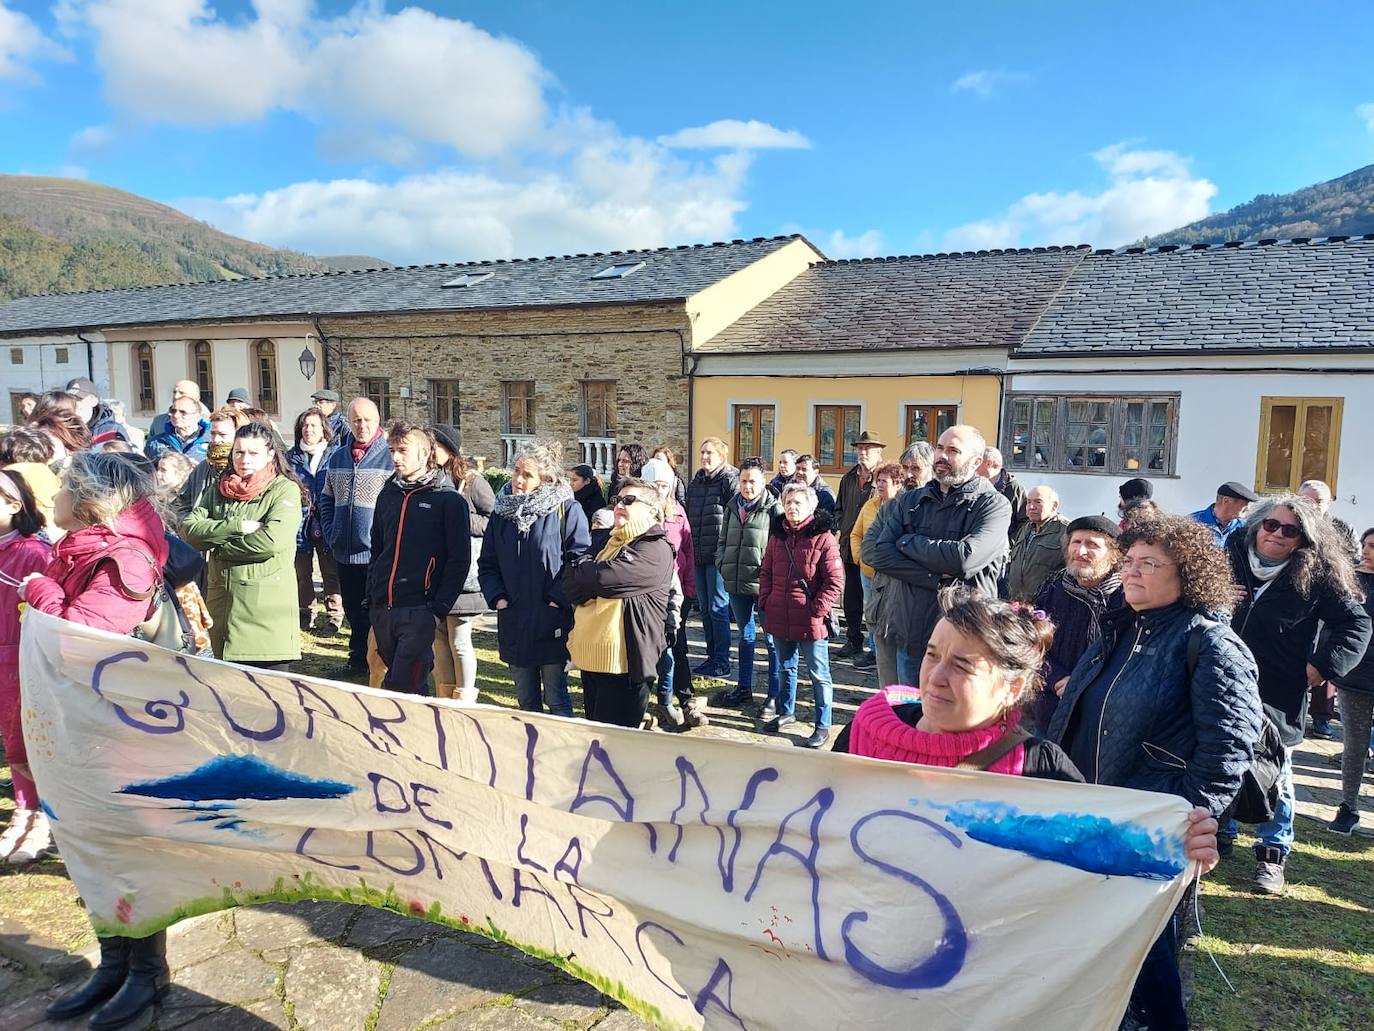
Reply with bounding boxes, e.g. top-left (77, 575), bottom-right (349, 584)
top-left (862, 425), bottom-right (1011, 680)
top-left (1030, 515), bottom-right (1127, 732)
